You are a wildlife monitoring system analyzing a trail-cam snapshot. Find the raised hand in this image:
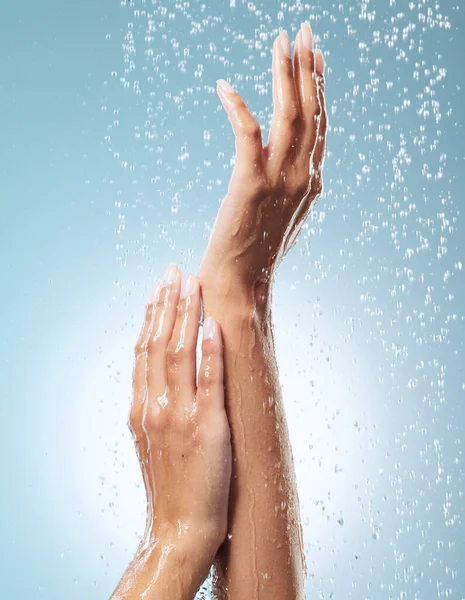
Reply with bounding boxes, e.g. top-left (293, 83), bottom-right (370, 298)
top-left (112, 264), bottom-right (231, 600)
top-left (199, 23), bottom-right (327, 311)
top-left (195, 24), bottom-right (328, 600)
